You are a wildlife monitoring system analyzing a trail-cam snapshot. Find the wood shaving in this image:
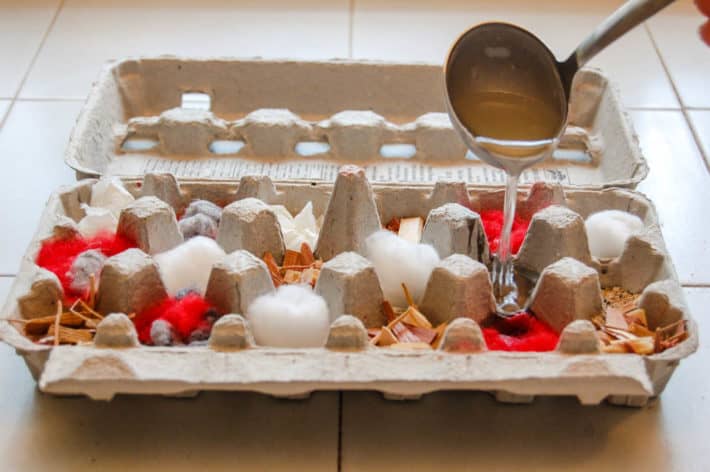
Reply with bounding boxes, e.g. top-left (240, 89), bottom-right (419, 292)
top-left (597, 287), bottom-right (689, 355)
top-left (397, 217), bottom-right (424, 243)
top-left (371, 283), bottom-right (446, 349)
top-left (15, 278), bottom-right (104, 345)
top-left (262, 243), bottom-right (322, 288)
